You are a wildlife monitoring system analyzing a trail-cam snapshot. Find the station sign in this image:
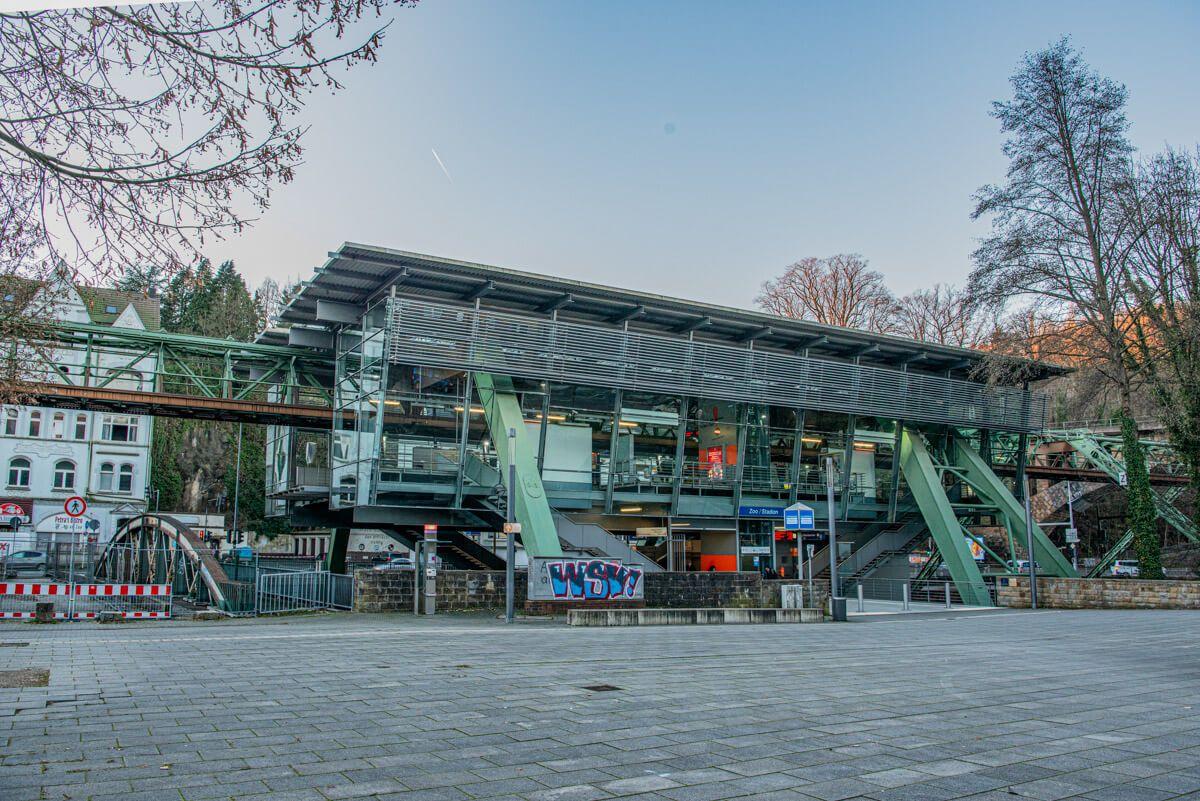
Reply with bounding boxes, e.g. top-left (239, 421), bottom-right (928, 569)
top-left (783, 502), bottom-right (815, 531)
top-left (737, 505), bottom-right (786, 518)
